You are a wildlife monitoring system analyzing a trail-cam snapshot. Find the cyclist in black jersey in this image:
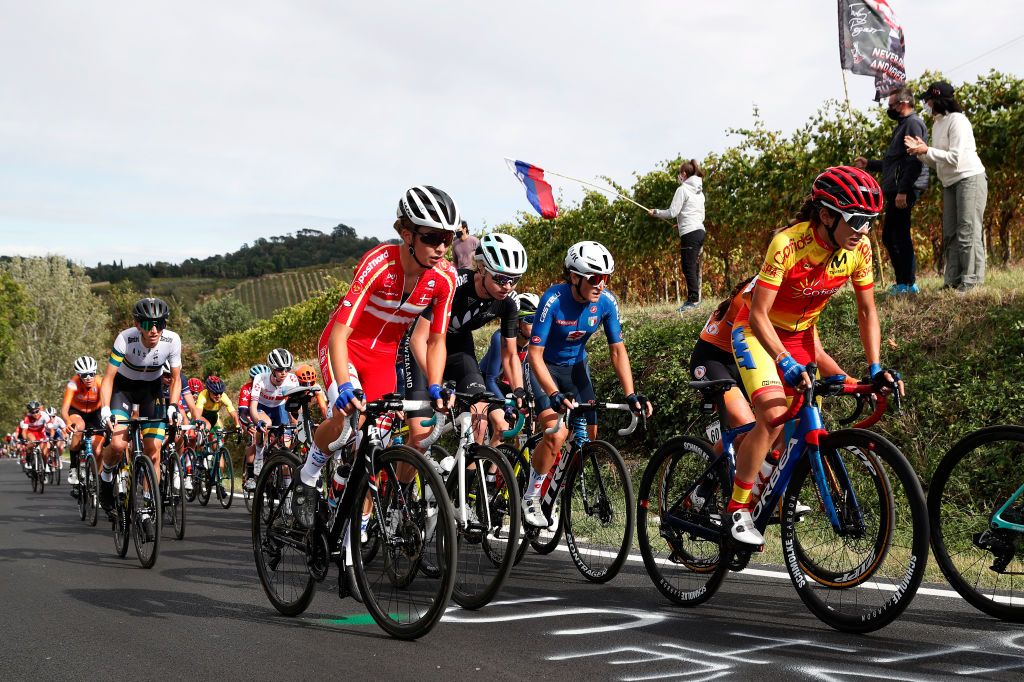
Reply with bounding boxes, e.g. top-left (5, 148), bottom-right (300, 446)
top-left (406, 233), bottom-right (529, 448)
